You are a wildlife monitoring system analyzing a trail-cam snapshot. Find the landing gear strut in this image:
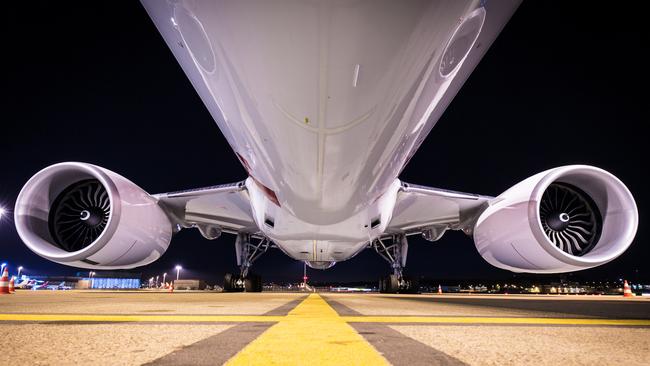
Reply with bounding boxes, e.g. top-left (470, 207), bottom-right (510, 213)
top-left (223, 233), bottom-right (269, 292)
top-left (372, 235), bottom-right (419, 294)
